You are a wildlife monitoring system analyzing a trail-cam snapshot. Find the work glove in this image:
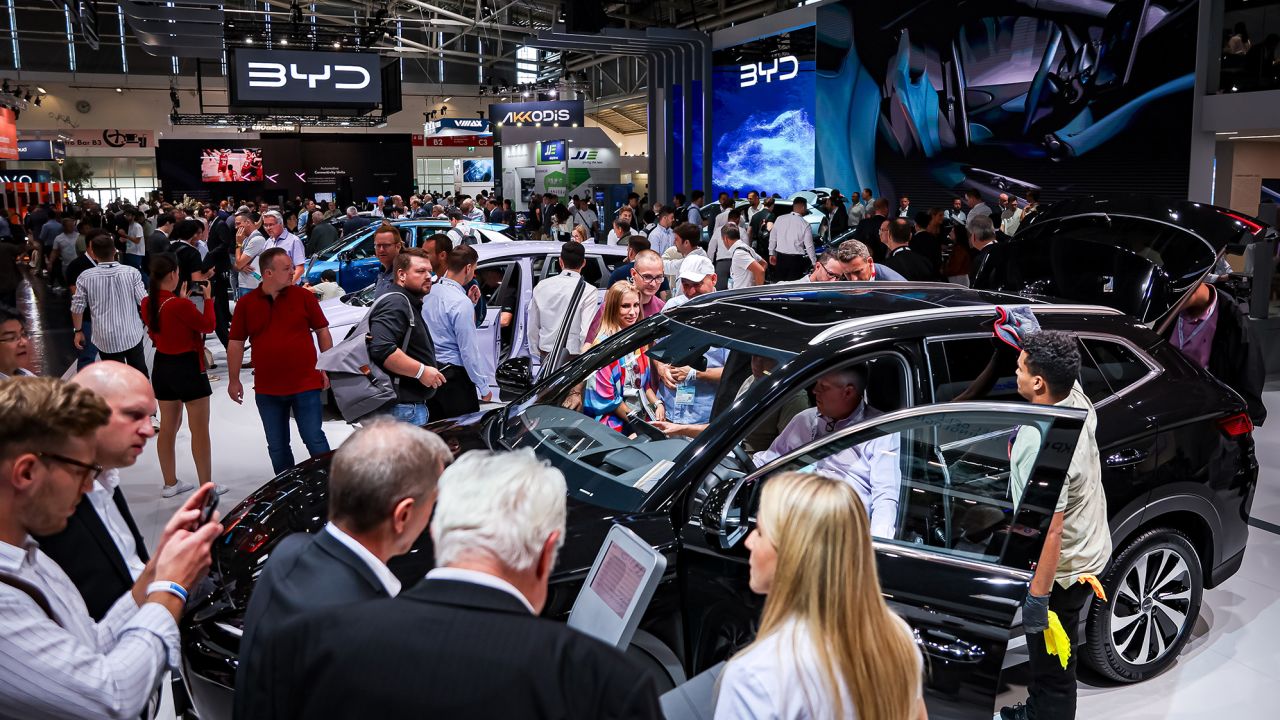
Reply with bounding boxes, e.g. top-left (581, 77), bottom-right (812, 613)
top-left (1023, 591), bottom-right (1051, 634)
